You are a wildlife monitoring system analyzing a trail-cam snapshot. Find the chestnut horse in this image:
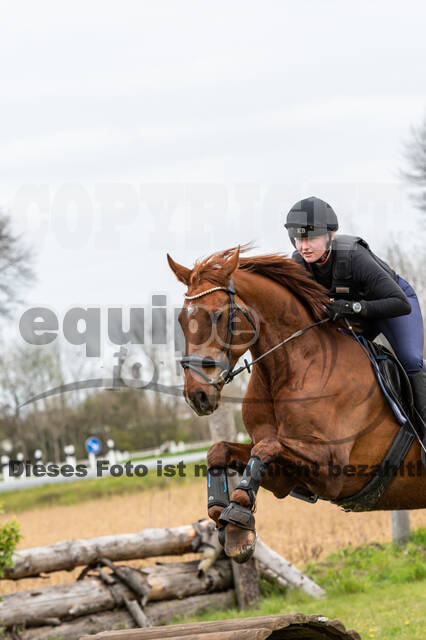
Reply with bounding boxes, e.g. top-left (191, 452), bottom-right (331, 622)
top-left (168, 246), bottom-right (426, 563)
